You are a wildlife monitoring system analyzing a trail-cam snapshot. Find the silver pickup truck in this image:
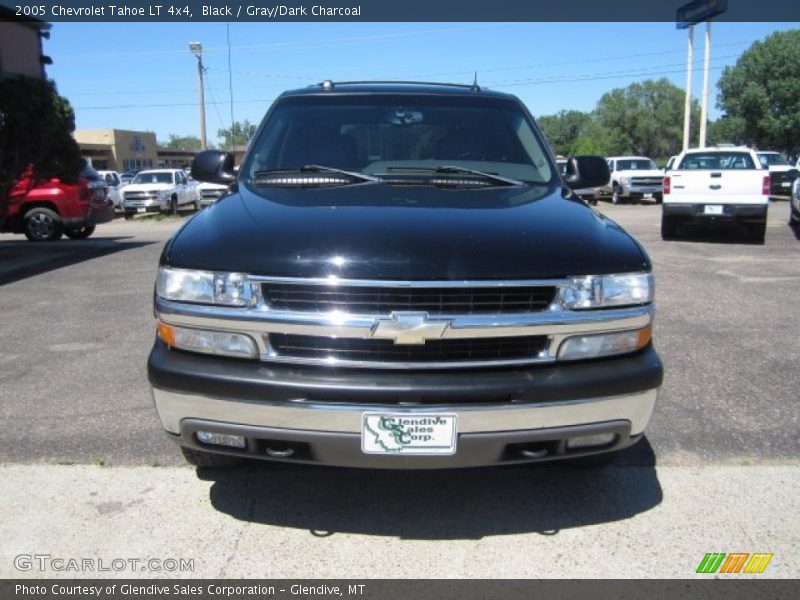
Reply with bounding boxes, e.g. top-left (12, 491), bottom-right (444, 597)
top-left (661, 146), bottom-right (770, 243)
